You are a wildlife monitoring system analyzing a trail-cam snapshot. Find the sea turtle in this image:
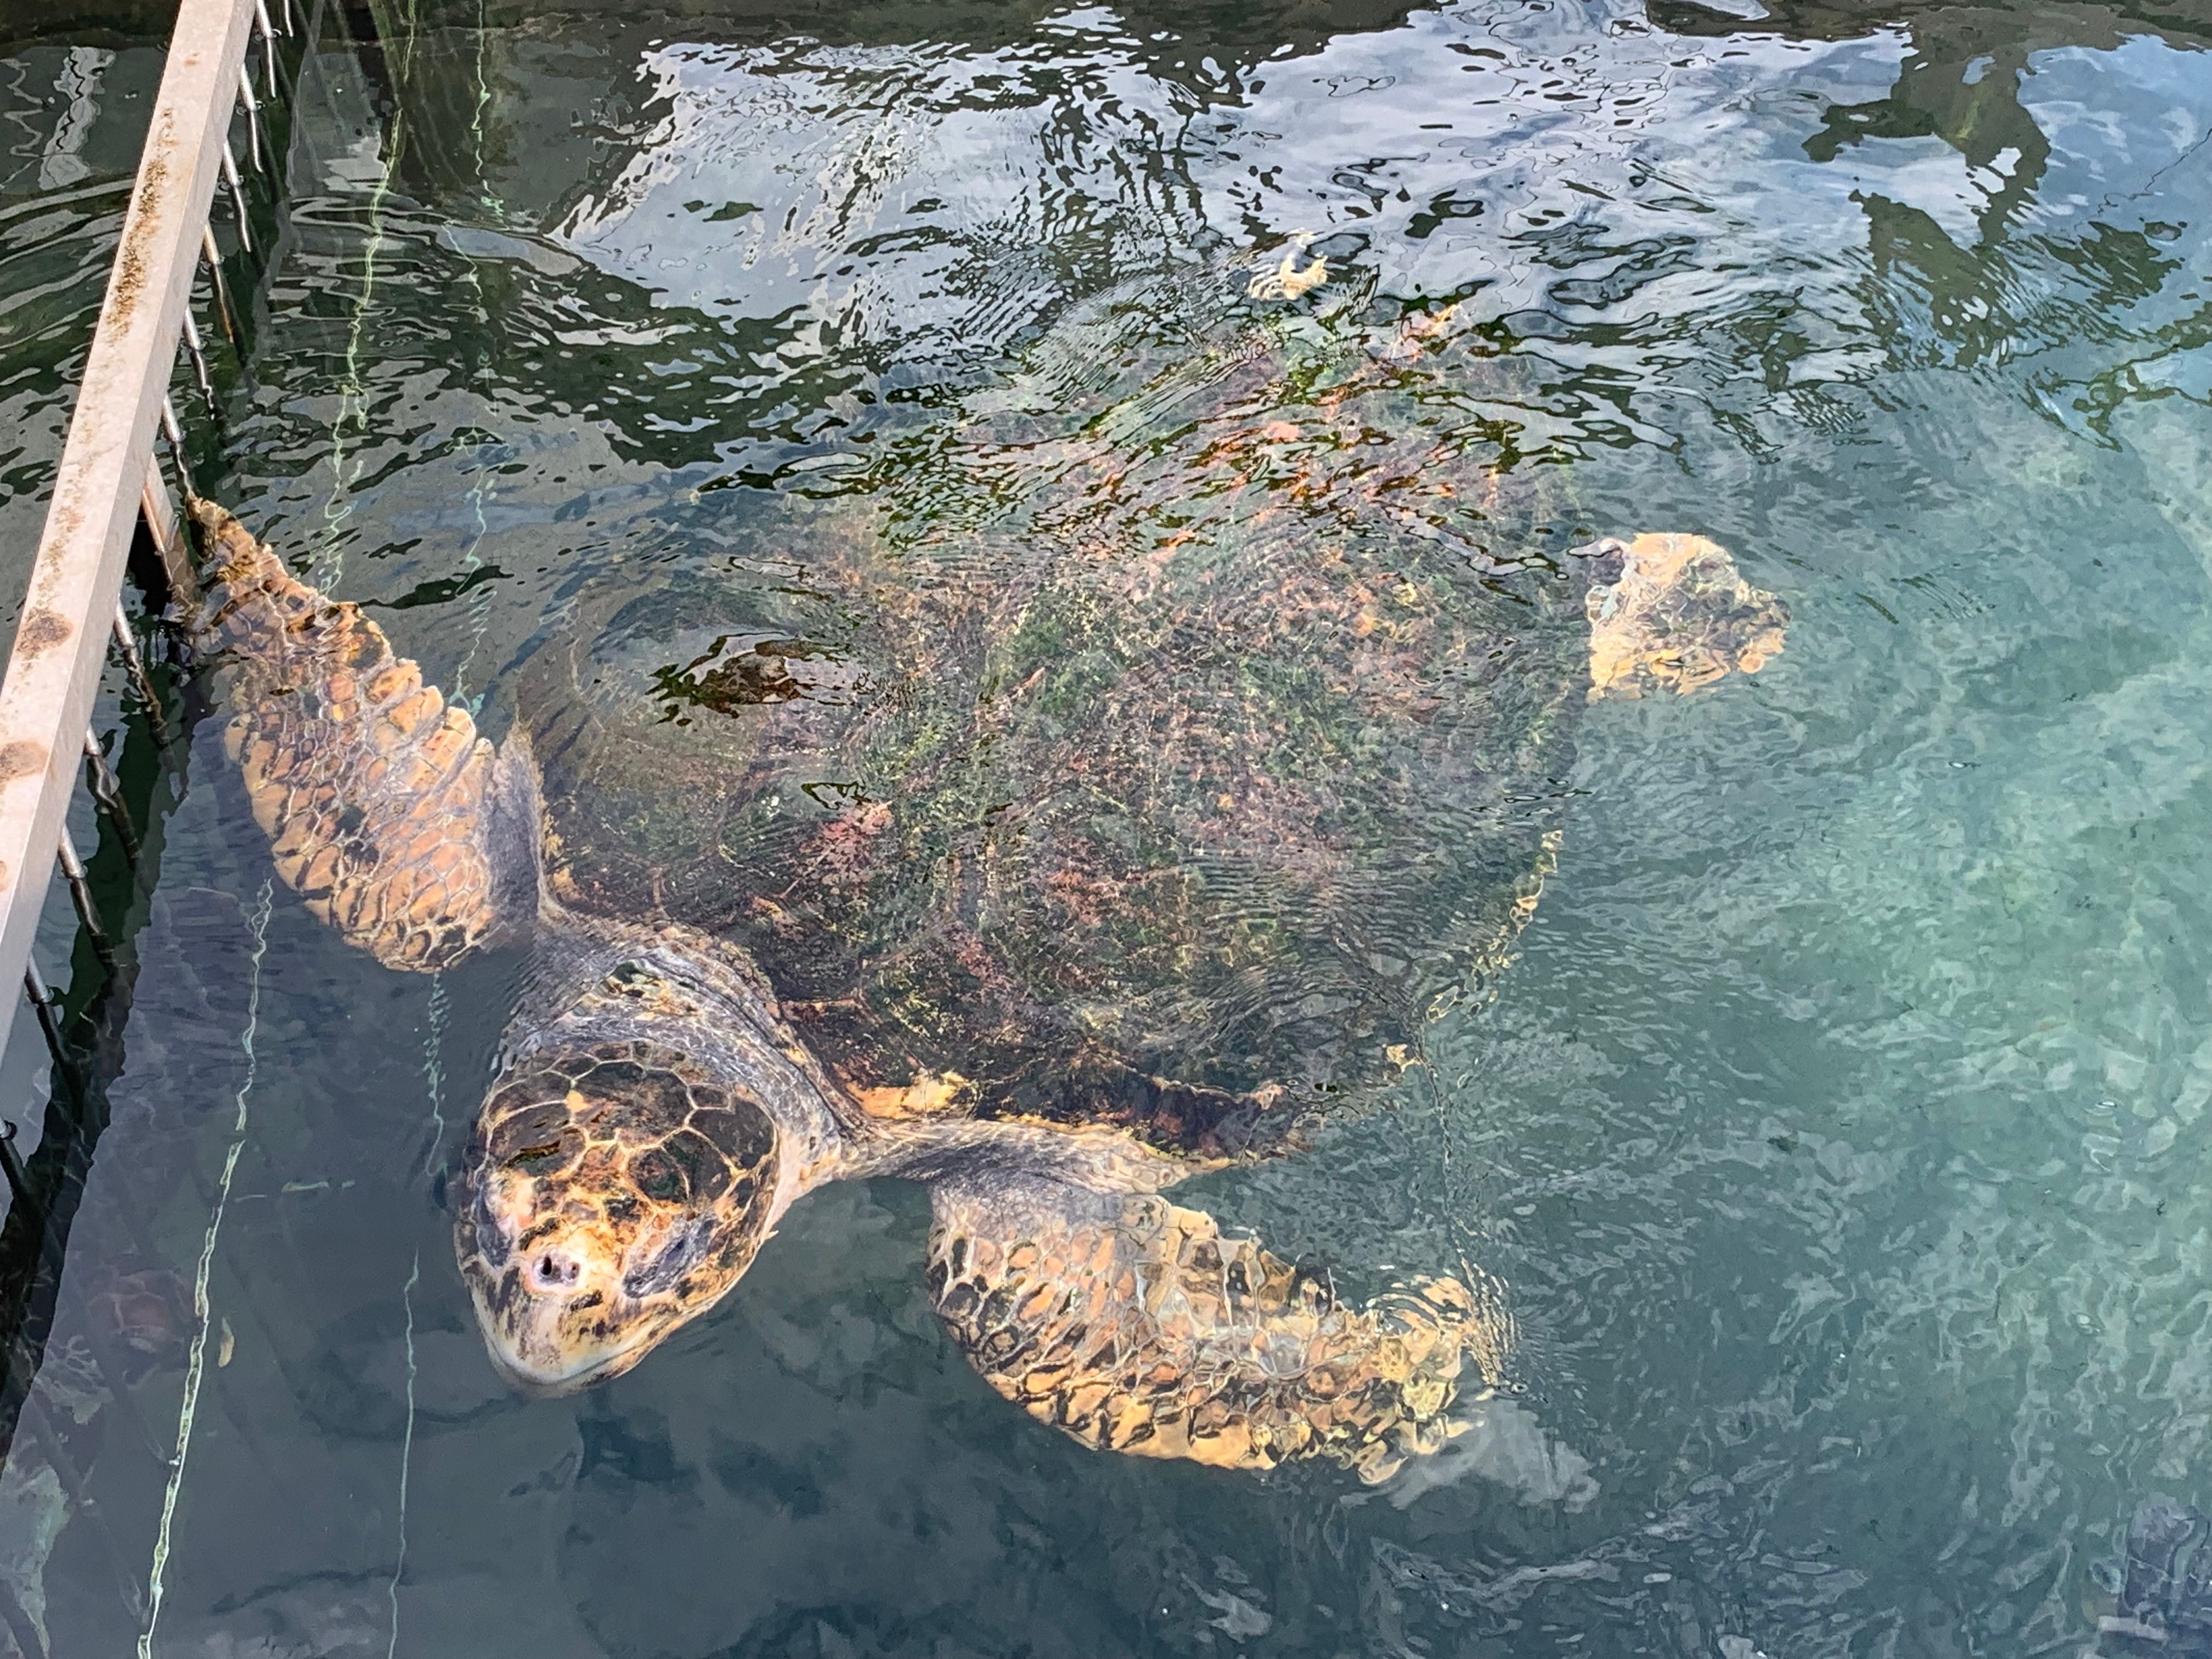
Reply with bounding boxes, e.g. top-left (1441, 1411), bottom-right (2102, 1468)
top-left (189, 258), bottom-right (1786, 1479)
